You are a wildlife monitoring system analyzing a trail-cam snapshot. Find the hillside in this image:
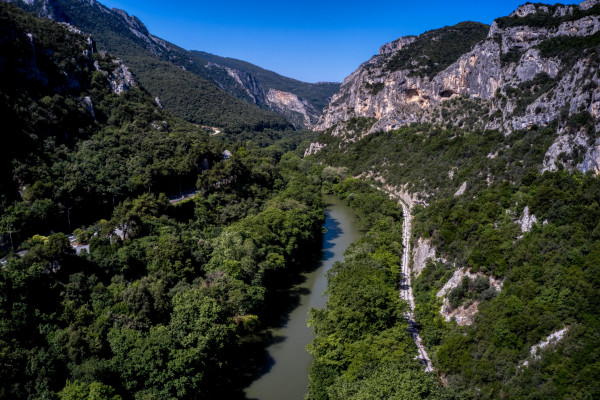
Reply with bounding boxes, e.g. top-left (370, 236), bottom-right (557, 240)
top-left (6, 0), bottom-right (295, 132)
top-left (306, 1), bottom-right (600, 398)
top-left (192, 50), bottom-right (340, 111)
top-left (2, 0), bottom-right (600, 399)
top-left (0, 4), bottom-right (326, 398)
top-left (6, 0), bottom-right (339, 128)
top-left (0, 2), bottom-right (223, 240)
